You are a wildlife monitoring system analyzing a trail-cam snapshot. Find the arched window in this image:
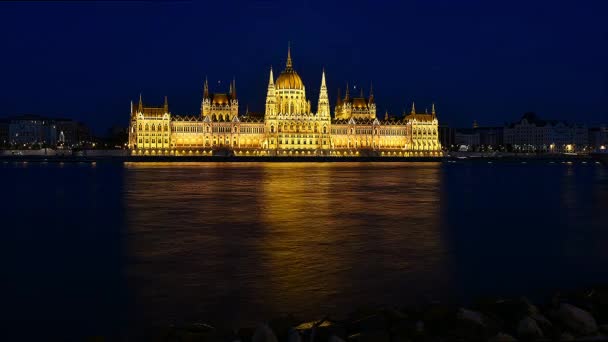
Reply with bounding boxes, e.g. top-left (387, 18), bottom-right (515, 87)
top-left (138, 124), bottom-right (142, 131)
top-left (271, 125), bottom-right (275, 133)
